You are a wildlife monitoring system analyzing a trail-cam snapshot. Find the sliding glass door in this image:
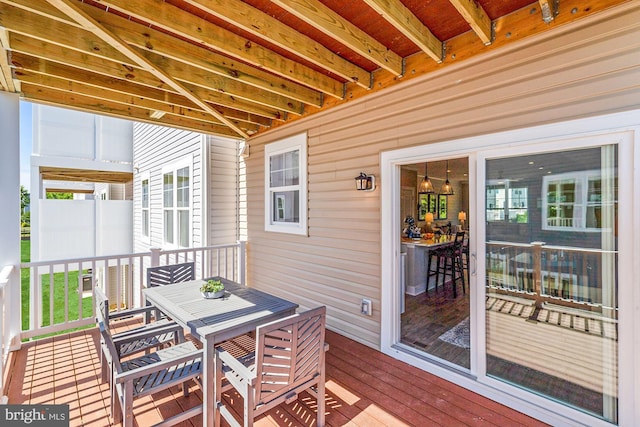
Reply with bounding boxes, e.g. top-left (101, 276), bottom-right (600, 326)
top-left (483, 145), bottom-right (618, 423)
